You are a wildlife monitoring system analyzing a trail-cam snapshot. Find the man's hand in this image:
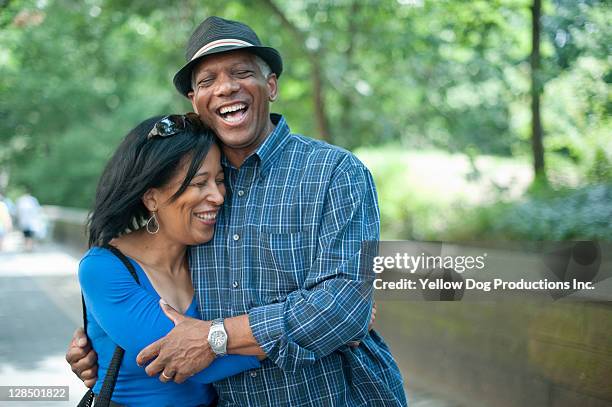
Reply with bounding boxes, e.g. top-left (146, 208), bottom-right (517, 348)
top-left (136, 300), bottom-right (216, 384)
top-left (65, 328), bottom-right (98, 388)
